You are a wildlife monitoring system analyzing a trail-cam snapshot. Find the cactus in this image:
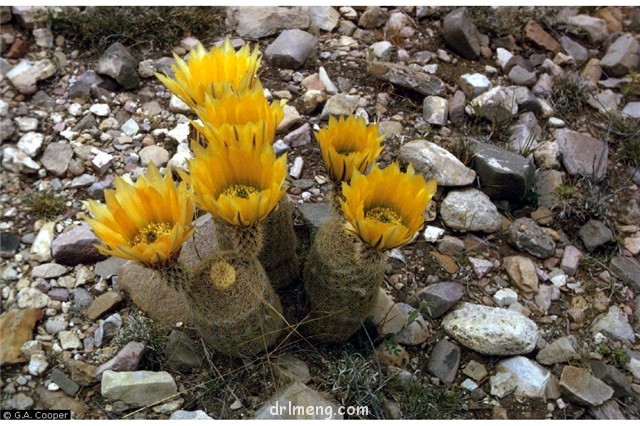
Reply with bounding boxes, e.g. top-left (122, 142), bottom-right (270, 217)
top-left (302, 216), bottom-right (386, 342)
top-left (215, 196), bottom-right (299, 289)
top-left (180, 250), bottom-right (285, 357)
